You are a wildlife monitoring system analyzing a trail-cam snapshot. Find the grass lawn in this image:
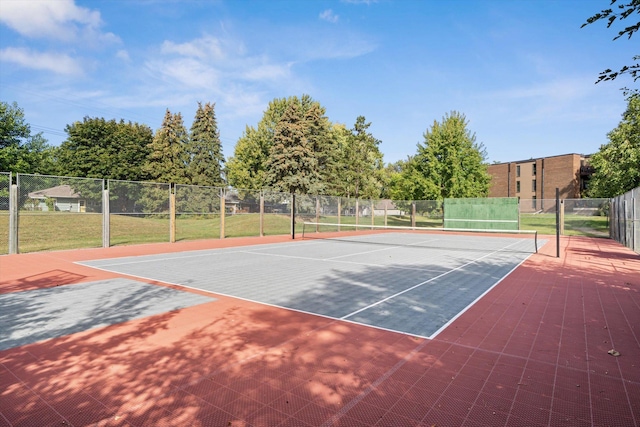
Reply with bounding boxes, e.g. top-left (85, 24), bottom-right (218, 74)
top-left (520, 213), bottom-right (609, 237)
top-left (0, 211), bottom-right (609, 255)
